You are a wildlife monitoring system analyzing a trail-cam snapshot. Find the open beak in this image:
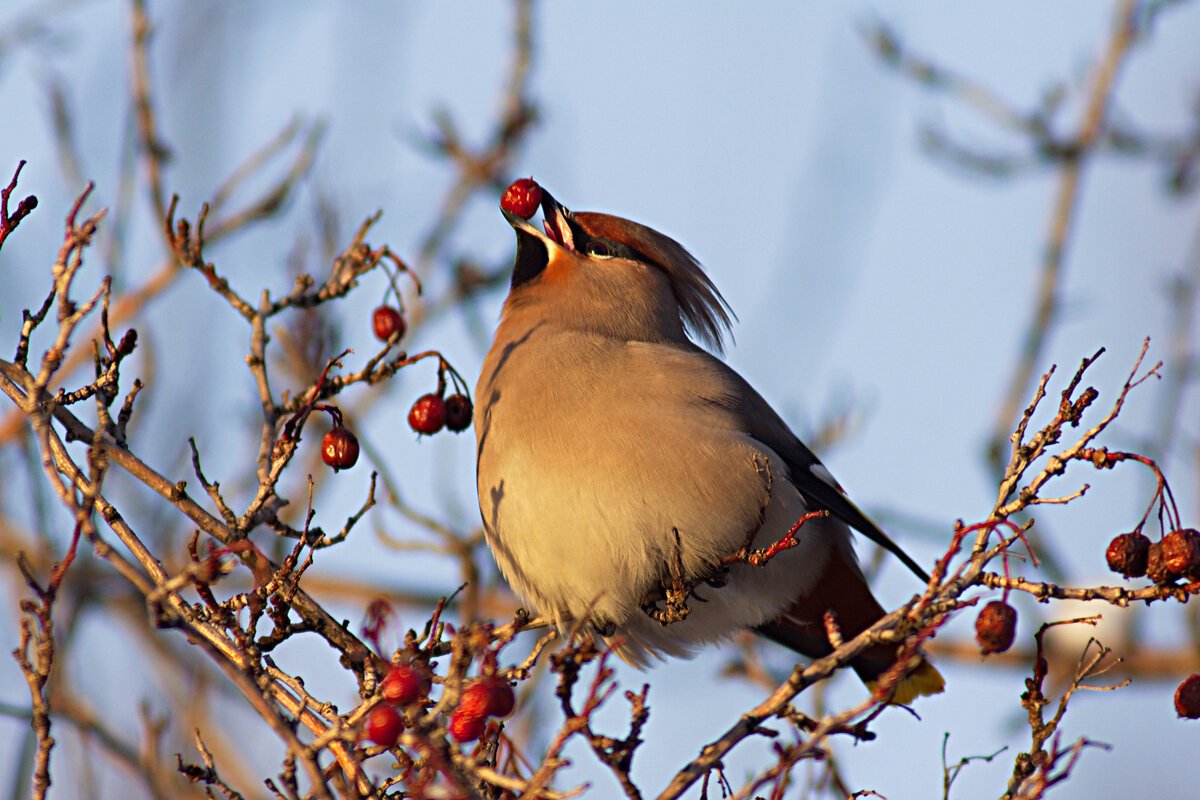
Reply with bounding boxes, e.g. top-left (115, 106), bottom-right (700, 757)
top-left (501, 188), bottom-right (576, 251)
top-left (502, 186), bottom-right (576, 286)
